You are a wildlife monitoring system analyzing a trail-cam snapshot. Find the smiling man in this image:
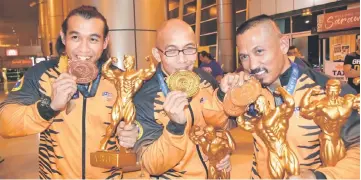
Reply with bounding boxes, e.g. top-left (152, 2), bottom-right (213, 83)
top-left (131, 19), bottom-right (241, 179)
top-left (0, 6), bottom-right (138, 179)
top-left (235, 14), bottom-right (359, 179)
